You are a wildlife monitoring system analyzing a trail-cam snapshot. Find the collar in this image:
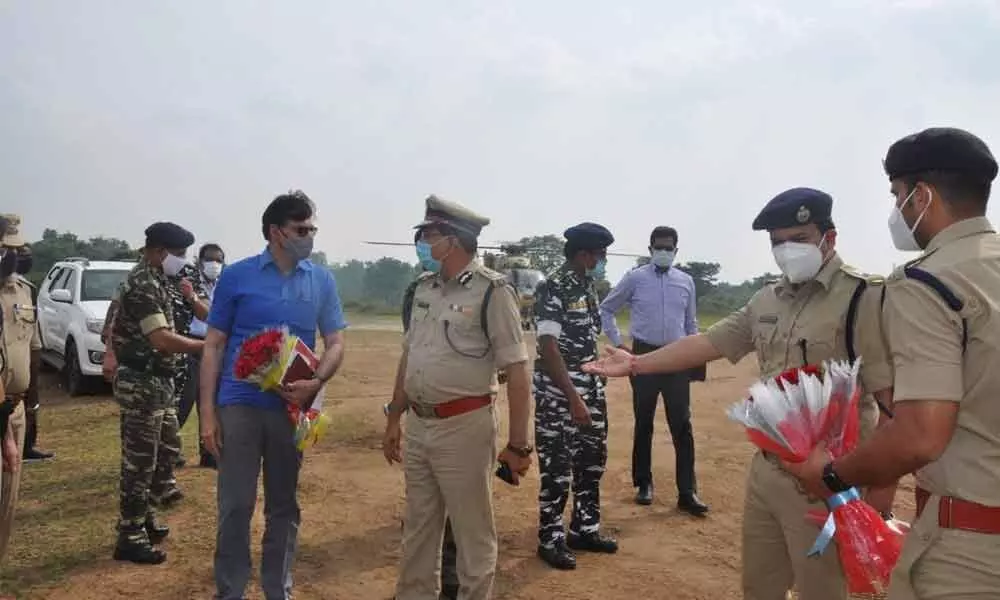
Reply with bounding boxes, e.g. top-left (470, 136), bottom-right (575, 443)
top-left (443, 259), bottom-right (478, 286)
top-left (774, 252), bottom-right (842, 296)
top-left (259, 247), bottom-right (312, 272)
top-left (925, 216), bottom-right (995, 254)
